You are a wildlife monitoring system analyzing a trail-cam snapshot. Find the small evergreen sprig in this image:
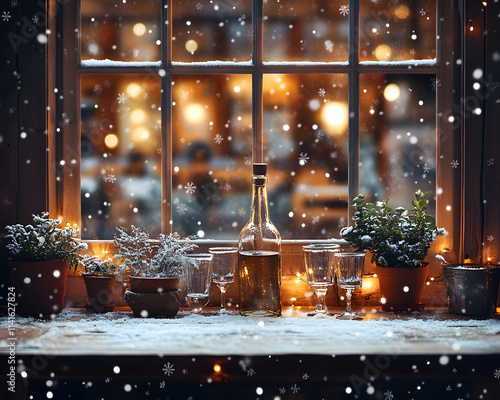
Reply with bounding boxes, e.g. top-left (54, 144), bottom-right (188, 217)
top-left (113, 226), bottom-right (154, 277)
top-left (80, 255), bottom-right (118, 277)
top-left (150, 233), bottom-right (198, 277)
top-left (5, 212), bottom-right (87, 268)
top-left (340, 191), bottom-right (447, 268)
